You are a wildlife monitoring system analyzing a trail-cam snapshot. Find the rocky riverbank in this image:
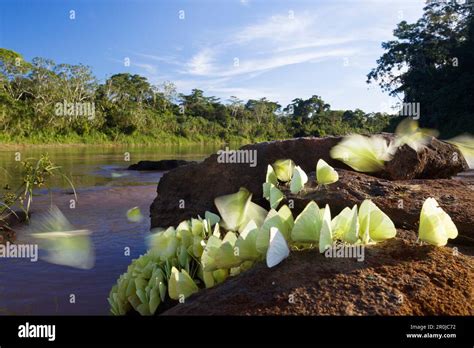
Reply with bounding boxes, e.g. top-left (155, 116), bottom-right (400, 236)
top-left (162, 230), bottom-right (473, 315)
top-left (149, 135), bottom-right (473, 315)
